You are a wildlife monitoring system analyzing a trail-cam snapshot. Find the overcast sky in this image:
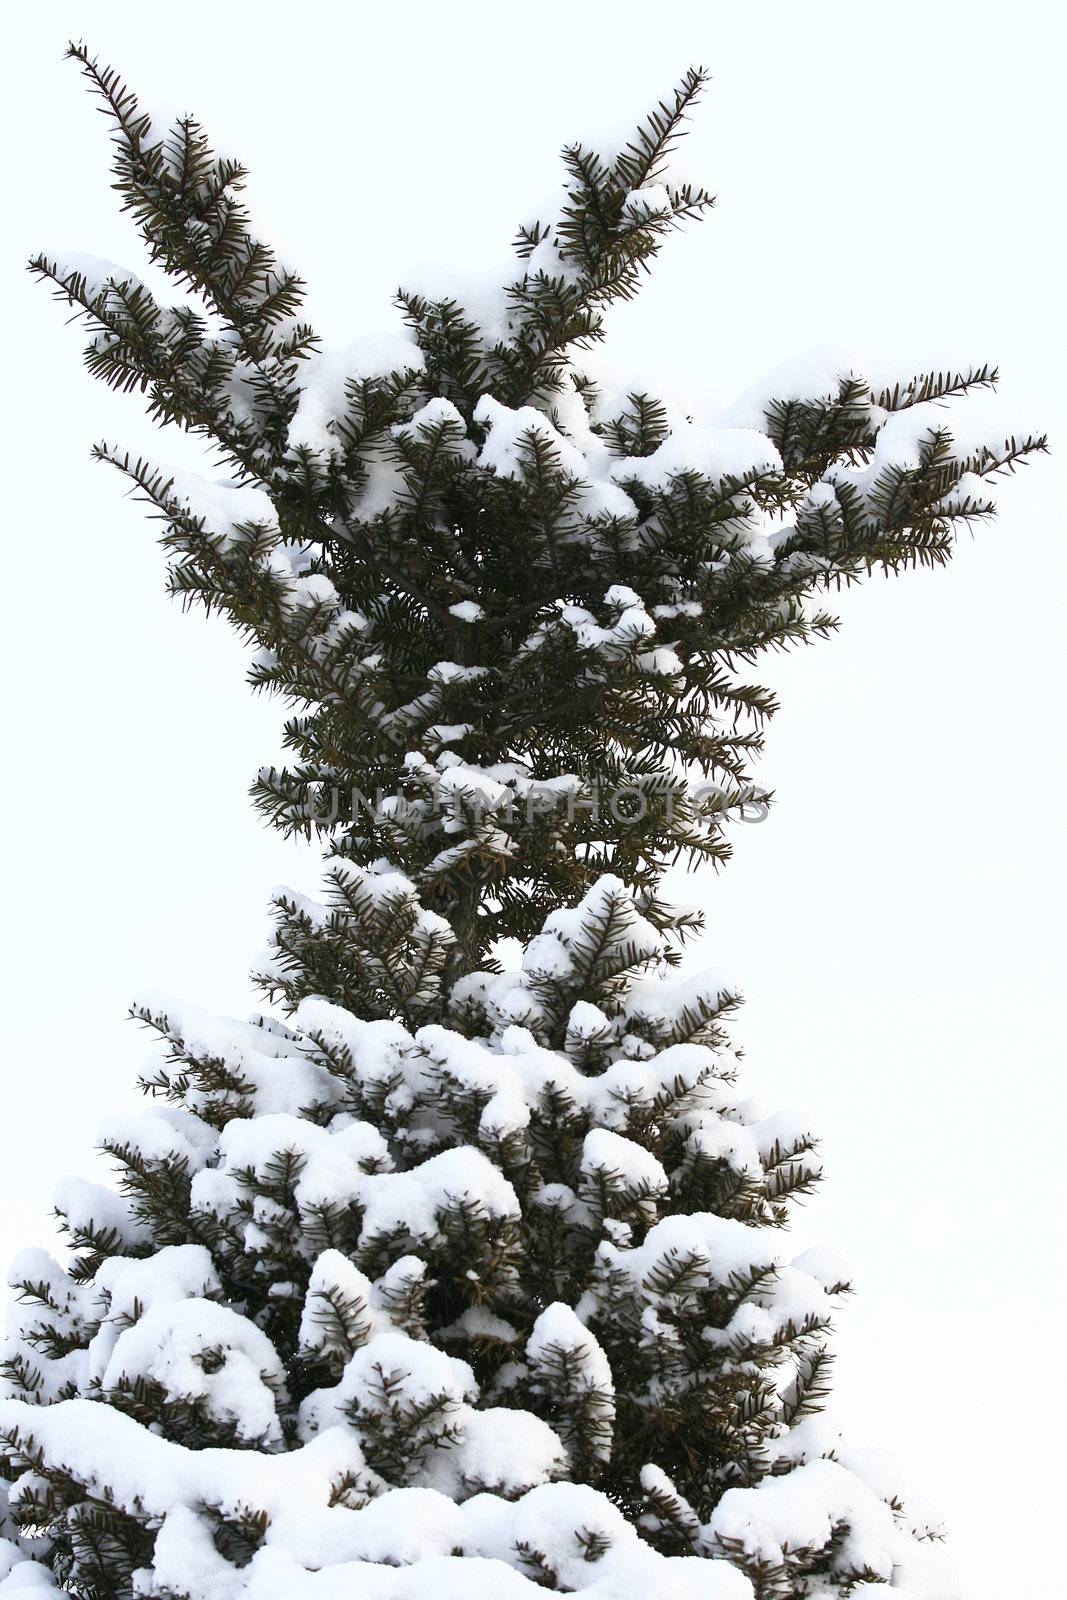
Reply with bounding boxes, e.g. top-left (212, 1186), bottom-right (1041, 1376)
top-left (3, 3), bottom-right (1064, 1596)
